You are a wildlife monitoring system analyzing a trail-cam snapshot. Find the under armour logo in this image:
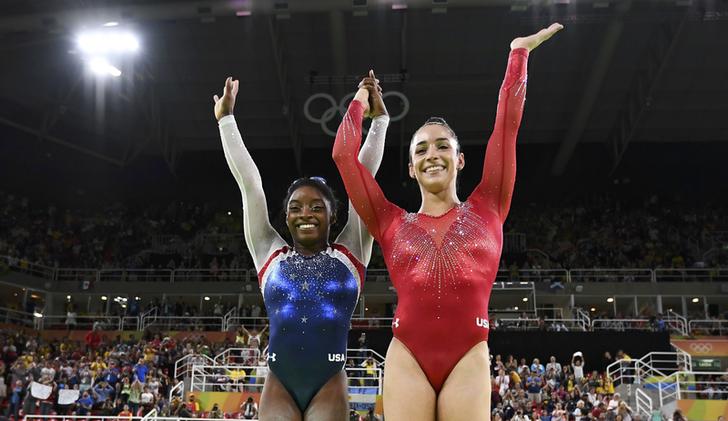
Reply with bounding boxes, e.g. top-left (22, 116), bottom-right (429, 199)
top-left (392, 318), bottom-right (400, 328)
top-left (476, 318), bottom-right (489, 329)
top-left (266, 353), bottom-right (277, 362)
